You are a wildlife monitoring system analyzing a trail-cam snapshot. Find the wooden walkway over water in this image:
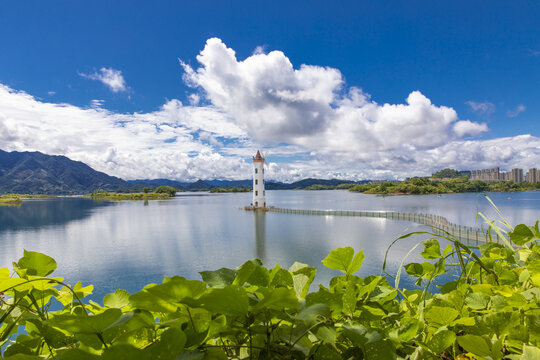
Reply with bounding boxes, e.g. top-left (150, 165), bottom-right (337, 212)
top-left (267, 207), bottom-right (502, 244)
